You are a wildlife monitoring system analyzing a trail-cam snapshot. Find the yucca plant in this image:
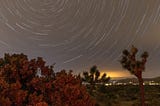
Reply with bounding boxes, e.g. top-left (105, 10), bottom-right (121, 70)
top-left (120, 45), bottom-right (149, 106)
top-left (82, 65), bottom-right (110, 94)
